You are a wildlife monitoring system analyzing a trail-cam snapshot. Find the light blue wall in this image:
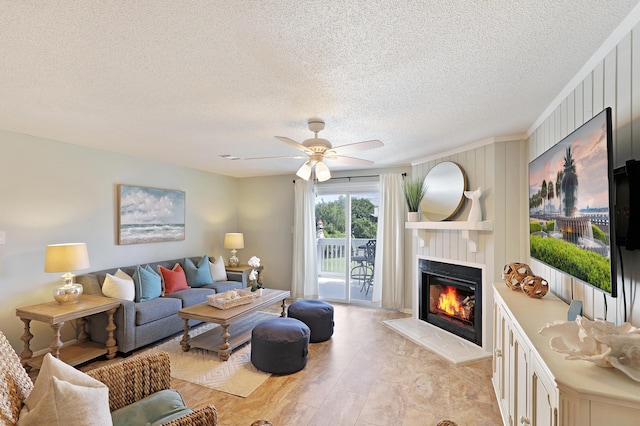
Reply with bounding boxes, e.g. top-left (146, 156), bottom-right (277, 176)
top-left (0, 131), bottom-right (238, 351)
